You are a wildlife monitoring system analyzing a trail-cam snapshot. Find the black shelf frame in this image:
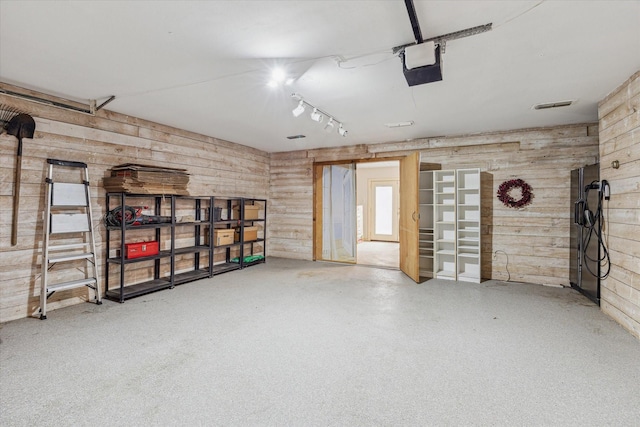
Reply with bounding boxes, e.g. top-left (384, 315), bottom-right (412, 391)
top-left (172, 196), bottom-right (214, 286)
top-left (105, 193), bottom-right (174, 303)
top-left (105, 278), bottom-right (172, 301)
top-left (211, 197), bottom-right (243, 276)
top-left (106, 250), bottom-right (172, 264)
top-left (104, 194), bottom-right (266, 301)
top-left (238, 198), bottom-right (267, 268)
top-left (105, 193), bottom-right (215, 302)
